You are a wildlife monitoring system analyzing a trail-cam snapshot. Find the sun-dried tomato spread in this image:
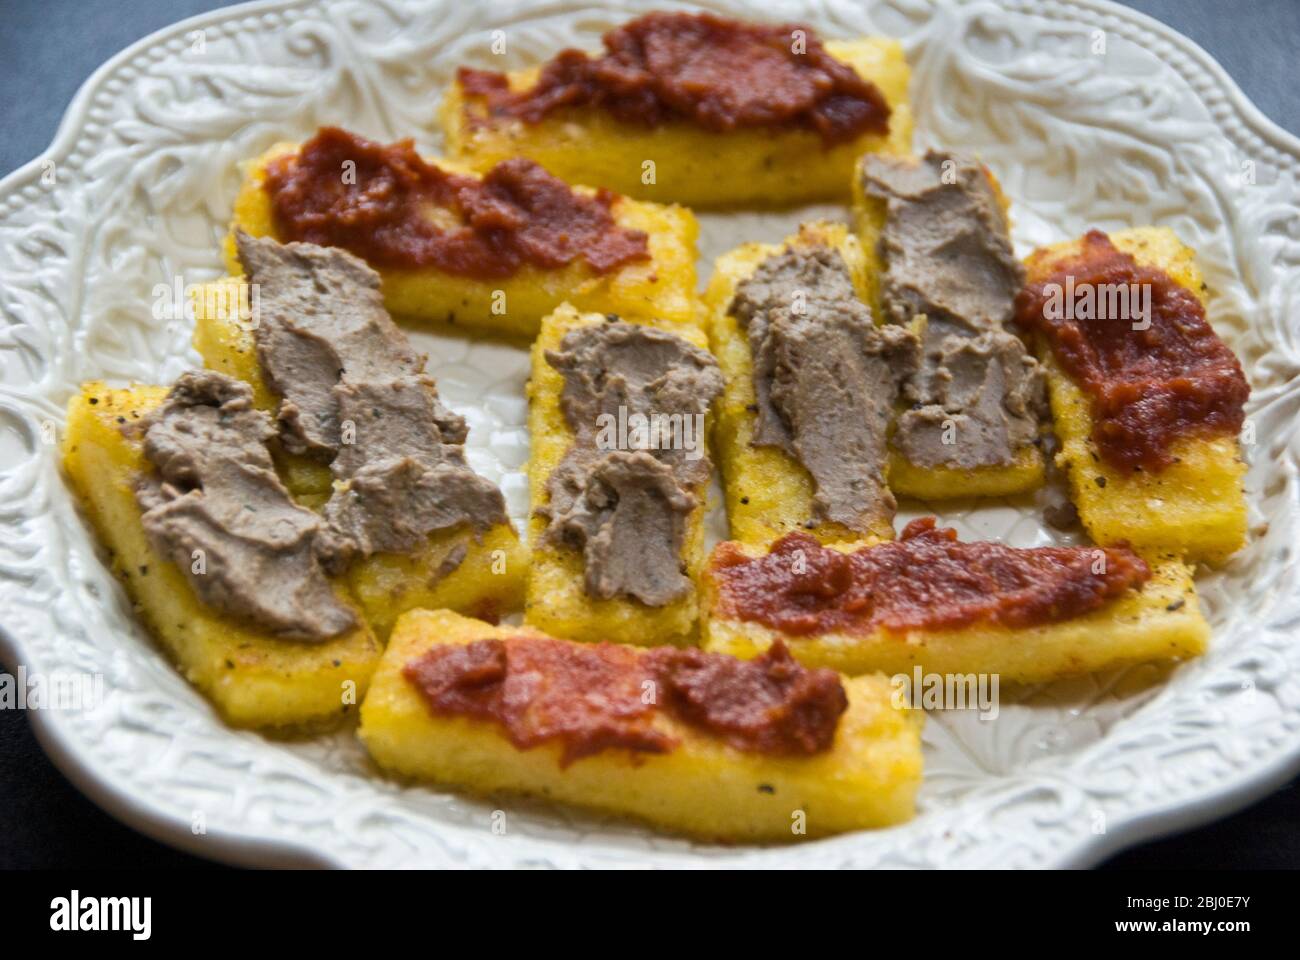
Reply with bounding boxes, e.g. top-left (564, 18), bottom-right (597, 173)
top-left (1015, 231), bottom-right (1249, 471)
top-left (263, 127), bottom-right (649, 279)
top-left (403, 637), bottom-right (672, 766)
top-left (403, 635), bottom-right (847, 763)
top-left (648, 641), bottom-right (847, 755)
top-left (710, 518), bottom-right (1151, 636)
top-left (457, 12), bottom-right (890, 147)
